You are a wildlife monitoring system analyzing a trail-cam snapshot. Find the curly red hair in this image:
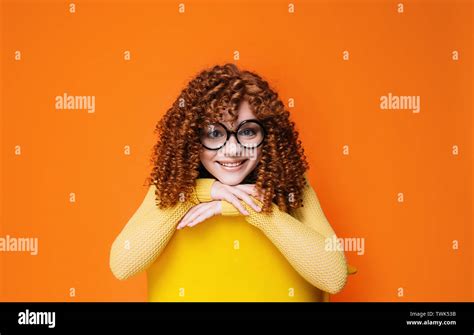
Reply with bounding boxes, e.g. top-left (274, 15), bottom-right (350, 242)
top-left (144, 63), bottom-right (309, 213)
